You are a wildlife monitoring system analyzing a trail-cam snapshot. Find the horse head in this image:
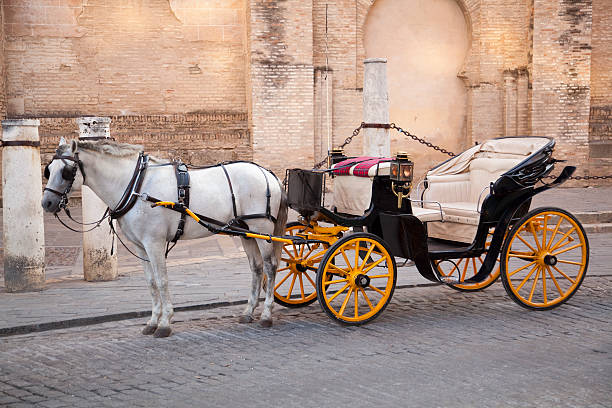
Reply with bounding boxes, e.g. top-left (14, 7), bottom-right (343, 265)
top-left (41, 138), bottom-right (84, 213)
